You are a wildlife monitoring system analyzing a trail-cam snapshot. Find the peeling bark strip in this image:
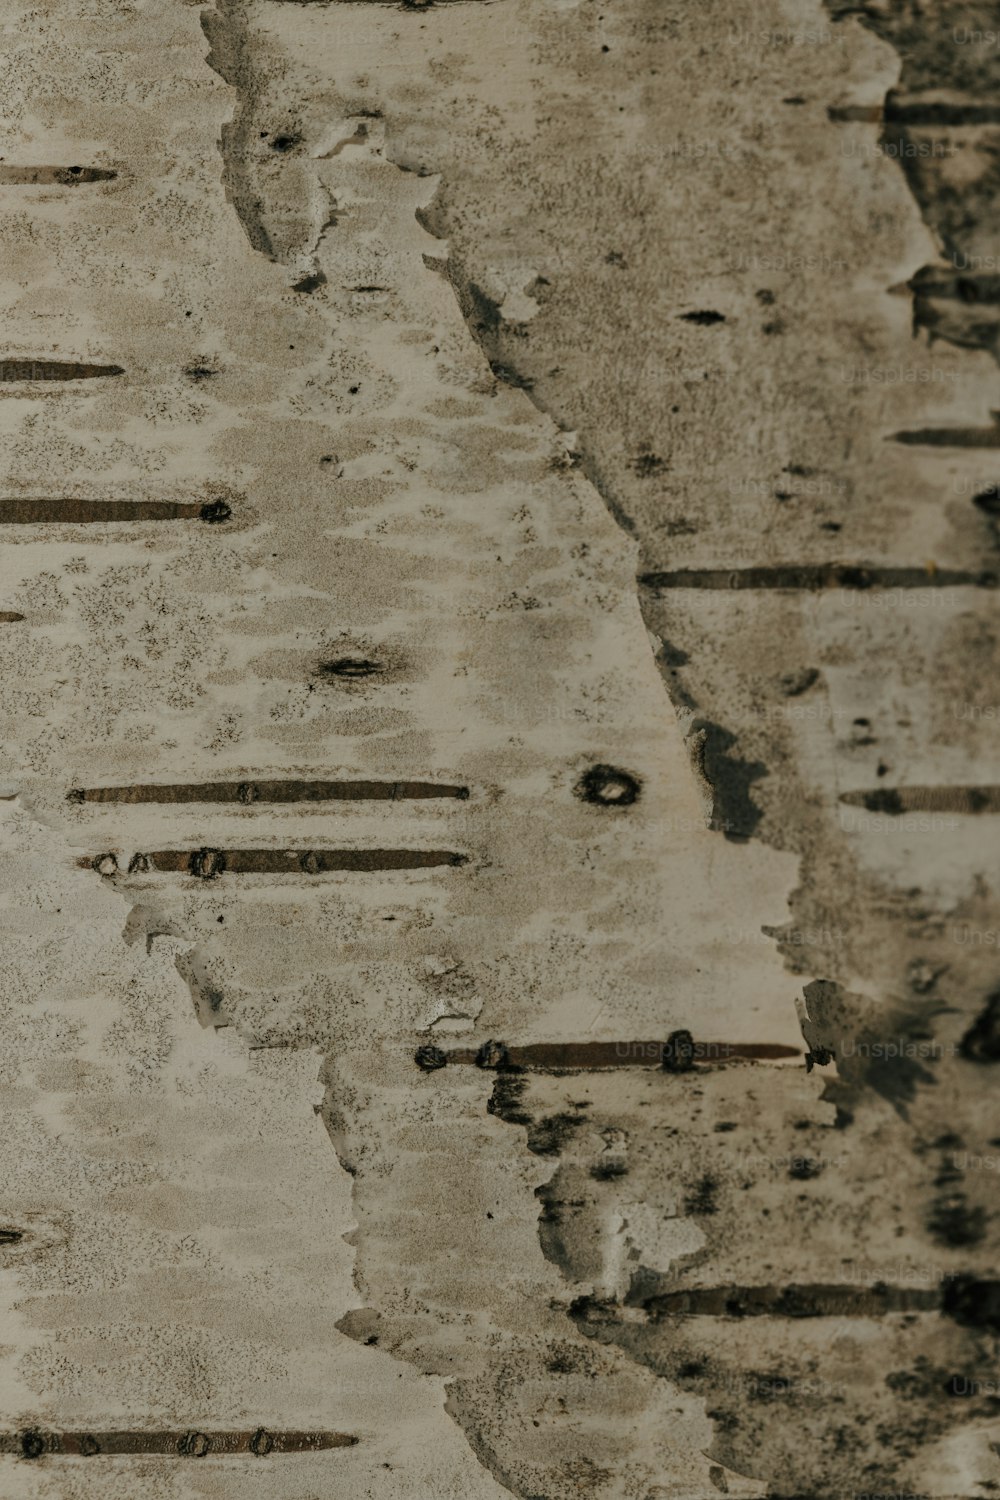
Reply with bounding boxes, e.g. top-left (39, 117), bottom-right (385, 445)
top-left (0, 166), bottom-right (117, 185)
top-left (841, 786), bottom-right (1000, 815)
top-left (85, 847), bottom-right (467, 876)
top-left (70, 778), bottom-right (469, 804)
top-left (0, 1428), bottom-right (357, 1458)
top-left (0, 498), bottom-right (230, 524)
top-left (418, 1039), bottom-right (801, 1070)
top-left (635, 1283), bottom-right (942, 1319)
top-left (0, 360), bottom-right (123, 381)
top-left (639, 565), bottom-right (997, 592)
